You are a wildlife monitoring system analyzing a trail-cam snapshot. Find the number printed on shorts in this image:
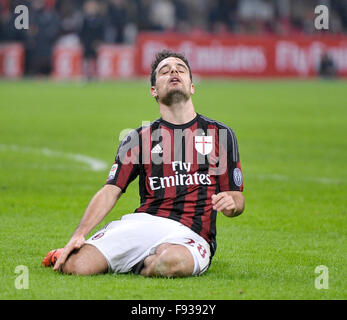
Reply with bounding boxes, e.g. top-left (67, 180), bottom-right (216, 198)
top-left (197, 243), bottom-right (207, 258)
top-left (185, 238), bottom-right (196, 246)
top-left (185, 238), bottom-right (208, 259)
